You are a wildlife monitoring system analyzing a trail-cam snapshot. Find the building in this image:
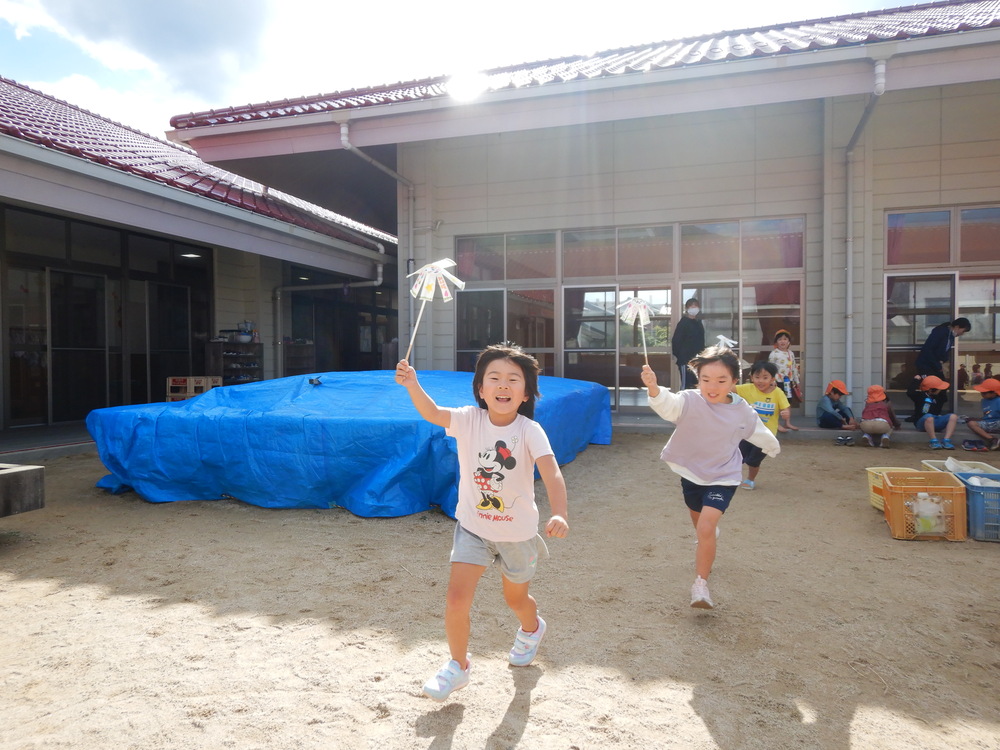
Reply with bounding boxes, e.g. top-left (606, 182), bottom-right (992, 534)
top-left (168, 0), bottom-right (1000, 420)
top-left (0, 77), bottom-right (398, 427)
